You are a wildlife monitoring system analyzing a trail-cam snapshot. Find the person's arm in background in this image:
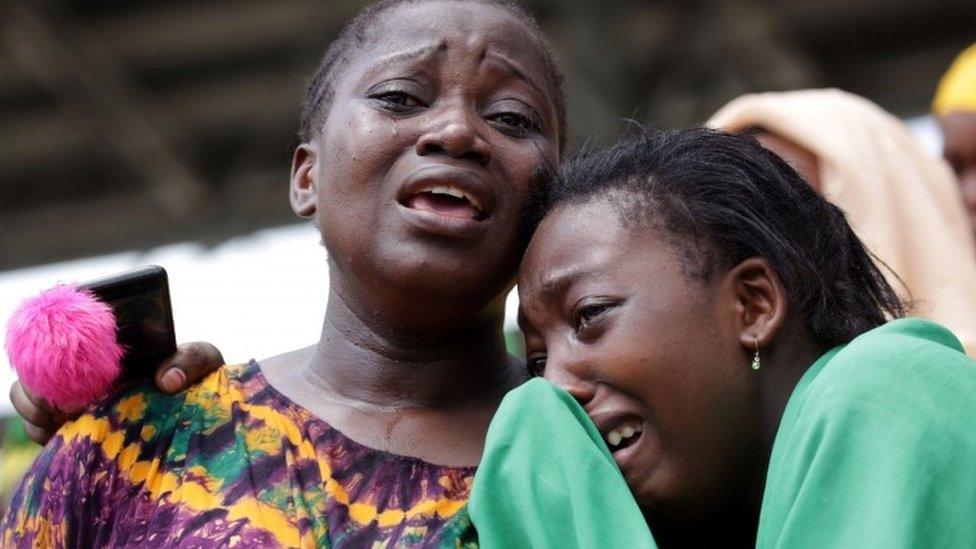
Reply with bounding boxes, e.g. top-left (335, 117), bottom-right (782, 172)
top-left (8, 341), bottom-right (223, 444)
